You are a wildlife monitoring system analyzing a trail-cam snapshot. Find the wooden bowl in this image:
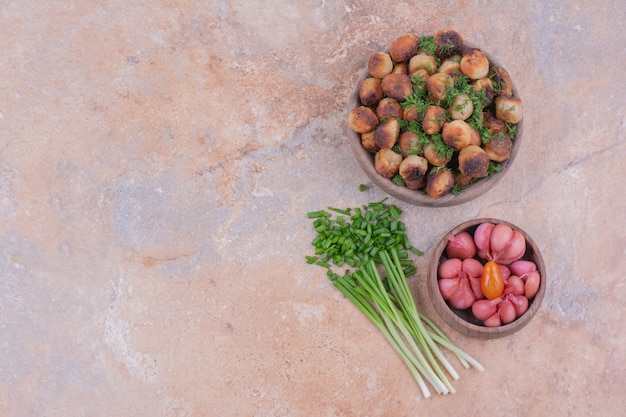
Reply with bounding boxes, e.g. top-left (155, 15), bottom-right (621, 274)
top-left (348, 41), bottom-right (523, 207)
top-left (427, 218), bottom-right (546, 339)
